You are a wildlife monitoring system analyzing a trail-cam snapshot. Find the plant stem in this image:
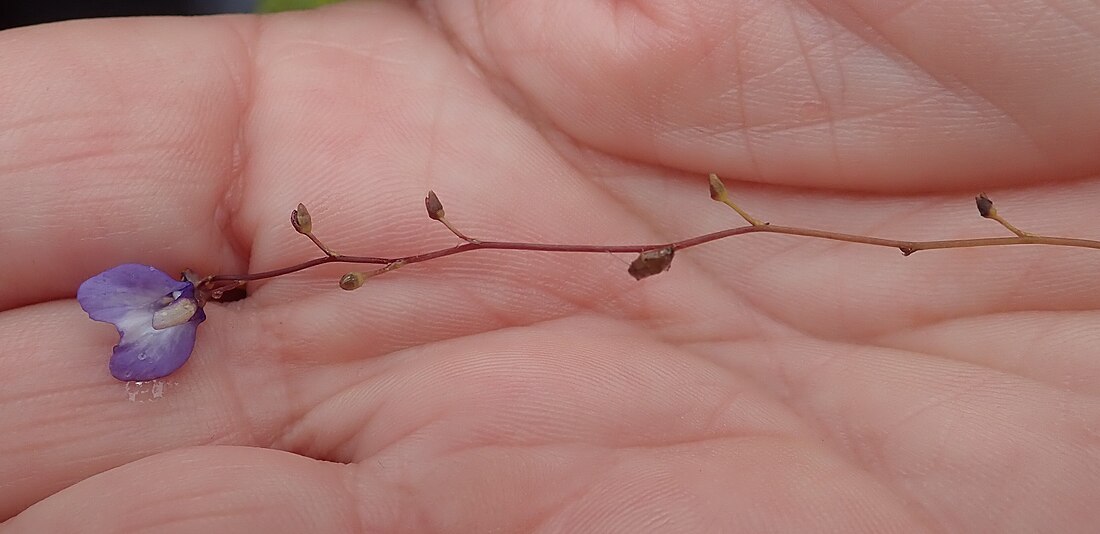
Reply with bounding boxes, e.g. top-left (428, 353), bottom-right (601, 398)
top-left (202, 223), bottom-right (1100, 288)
